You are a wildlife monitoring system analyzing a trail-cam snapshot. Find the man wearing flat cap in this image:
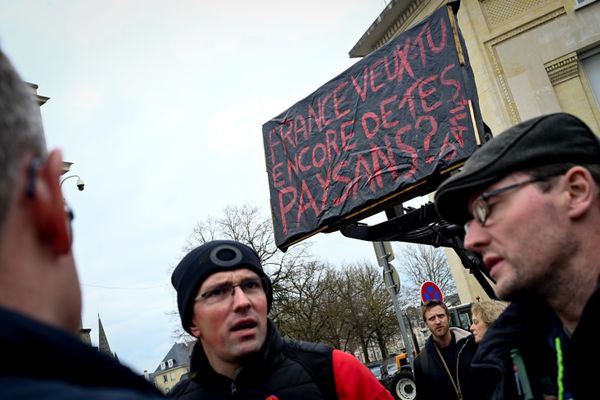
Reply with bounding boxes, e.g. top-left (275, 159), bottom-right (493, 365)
top-left (169, 239), bottom-right (394, 400)
top-left (435, 112), bottom-right (600, 399)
